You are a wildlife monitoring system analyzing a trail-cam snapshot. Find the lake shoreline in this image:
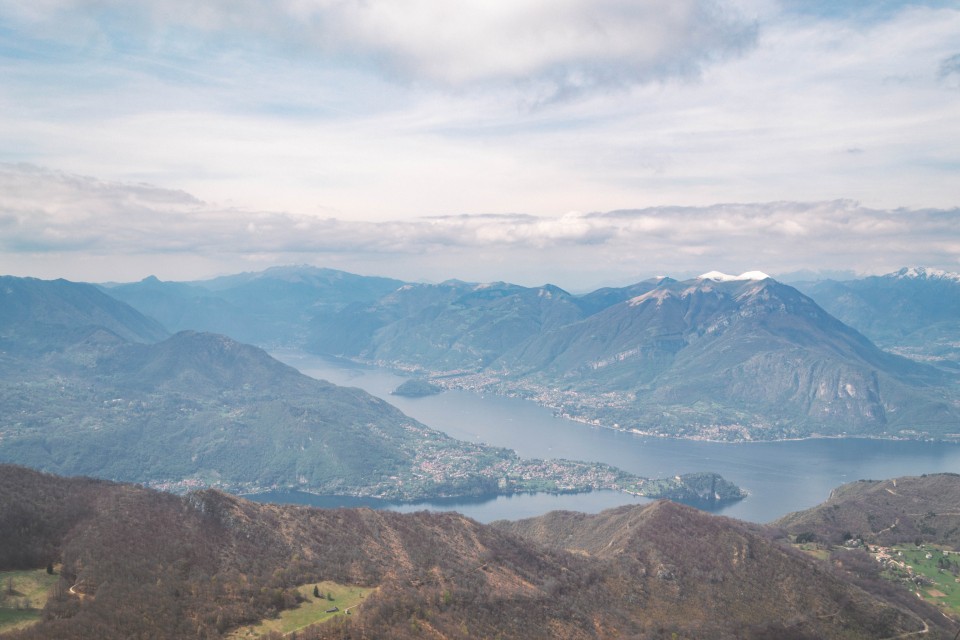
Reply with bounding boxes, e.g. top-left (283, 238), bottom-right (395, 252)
top-left (272, 350), bottom-right (960, 524)
top-left (276, 351), bottom-right (958, 445)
